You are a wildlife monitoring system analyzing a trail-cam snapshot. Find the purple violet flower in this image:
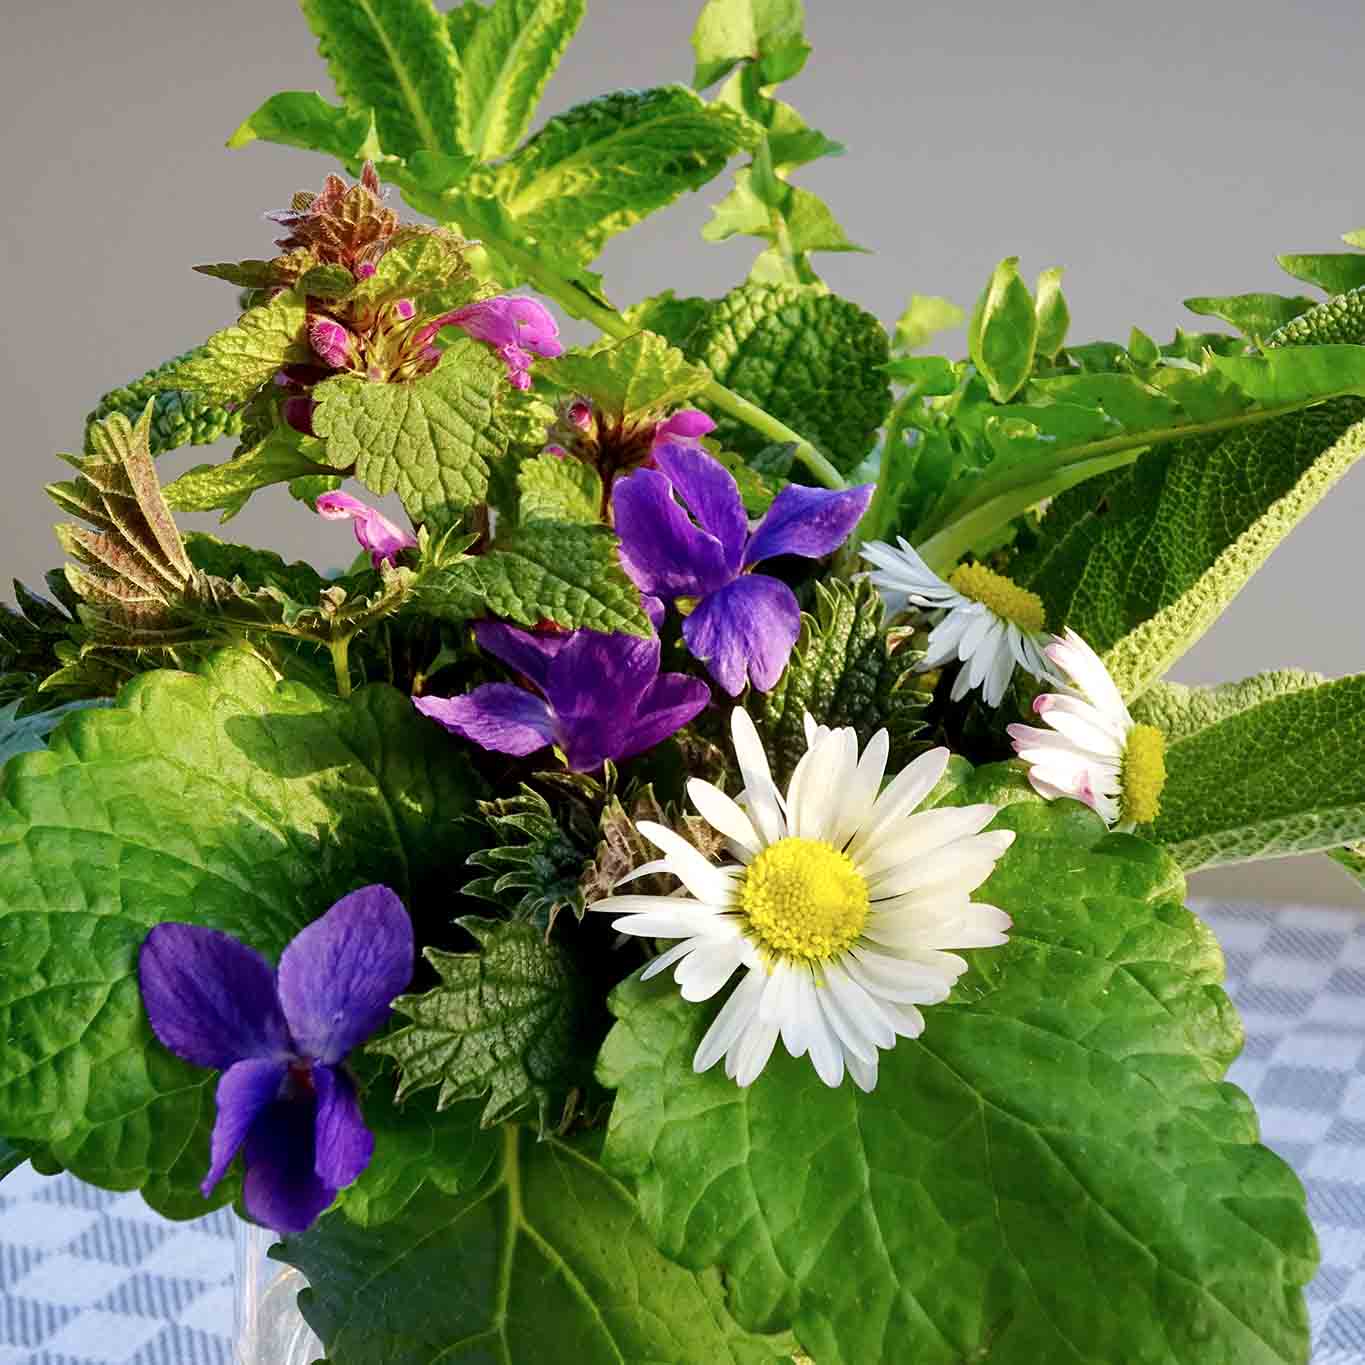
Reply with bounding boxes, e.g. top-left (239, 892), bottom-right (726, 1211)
top-left (314, 491), bottom-right (417, 569)
top-left (138, 886), bottom-right (414, 1234)
top-left (613, 445), bottom-right (873, 696)
top-left (414, 295), bottom-right (563, 390)
top-left (413, 616), bottom-right (709, 771)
